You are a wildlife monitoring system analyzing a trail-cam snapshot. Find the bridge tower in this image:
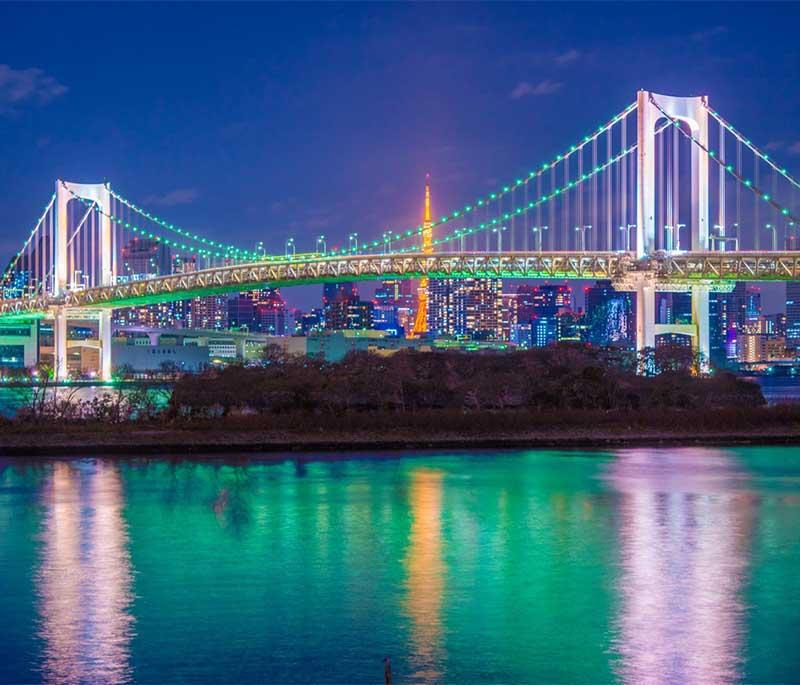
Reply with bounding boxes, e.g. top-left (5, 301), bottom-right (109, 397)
top-left (411, 175), bottom-right (434, 337)
top-left (53, 181), bottom-right (115, 381)
top-left (634, 92), bottom-right (710, 364)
